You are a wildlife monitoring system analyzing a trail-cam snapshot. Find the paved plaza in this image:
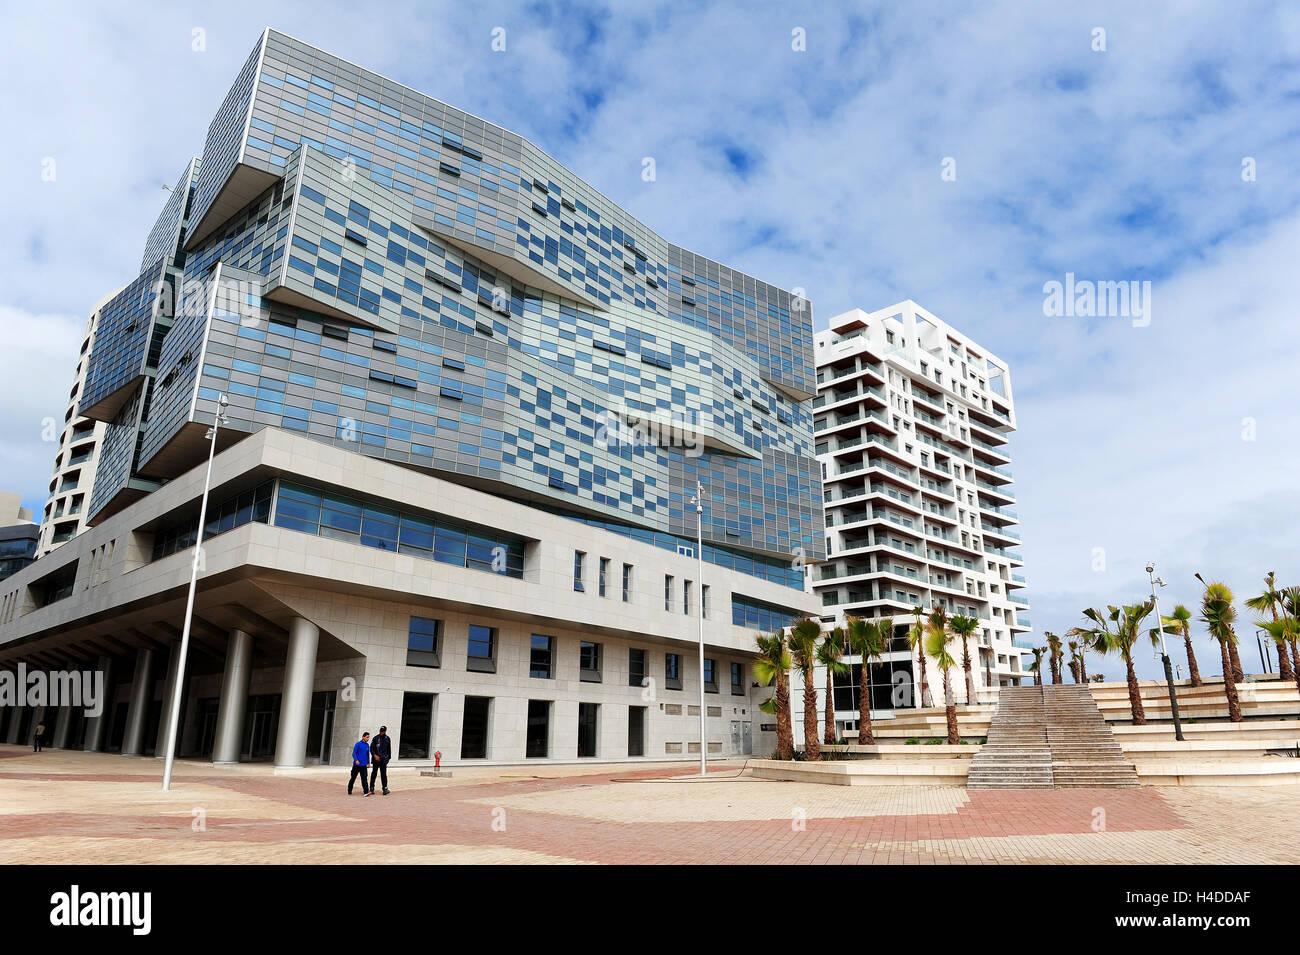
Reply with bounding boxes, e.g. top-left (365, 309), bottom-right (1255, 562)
top-left (0, 745), bottom-right (1296, 865)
